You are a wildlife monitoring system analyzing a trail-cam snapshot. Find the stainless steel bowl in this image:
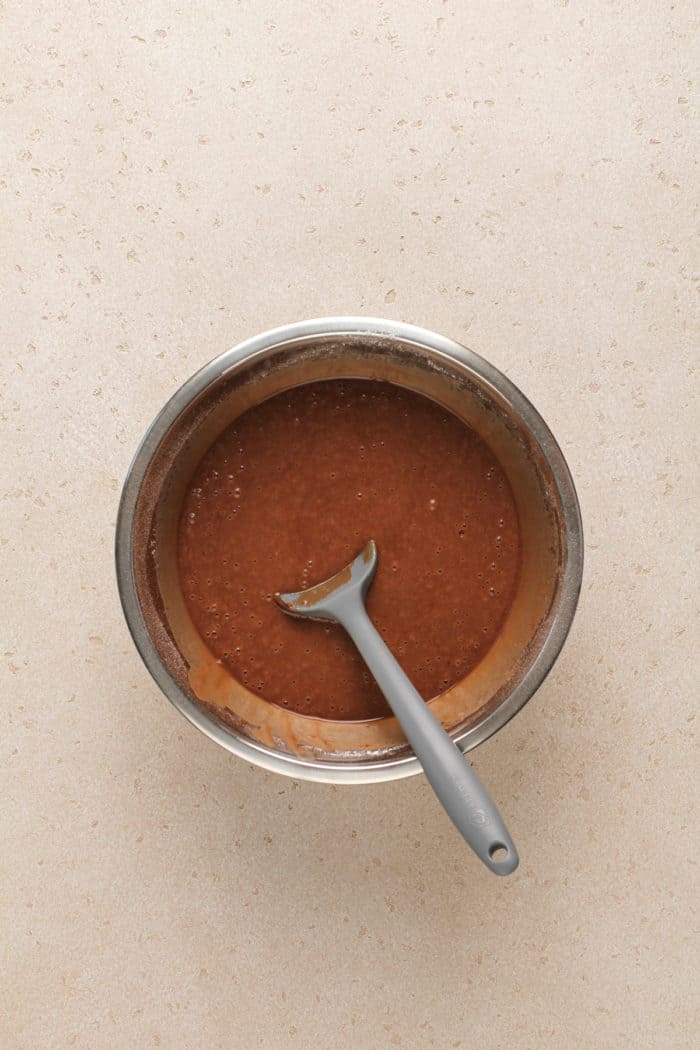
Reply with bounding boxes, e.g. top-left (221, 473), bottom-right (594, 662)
top-left (116, 318), bottom-right (582, 783)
